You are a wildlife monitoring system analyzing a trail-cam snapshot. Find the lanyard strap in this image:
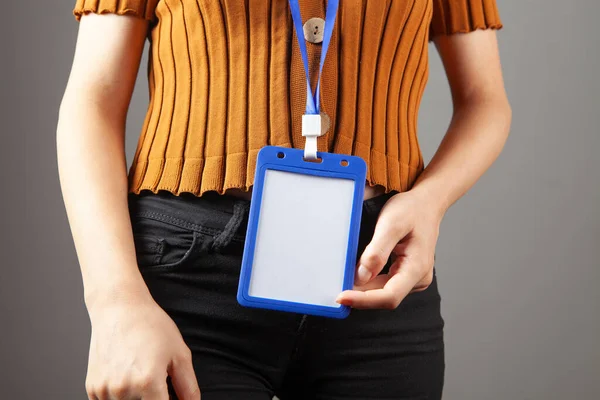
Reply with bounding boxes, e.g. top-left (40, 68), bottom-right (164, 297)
top-left (289, 0), bottom-right (339, 159)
